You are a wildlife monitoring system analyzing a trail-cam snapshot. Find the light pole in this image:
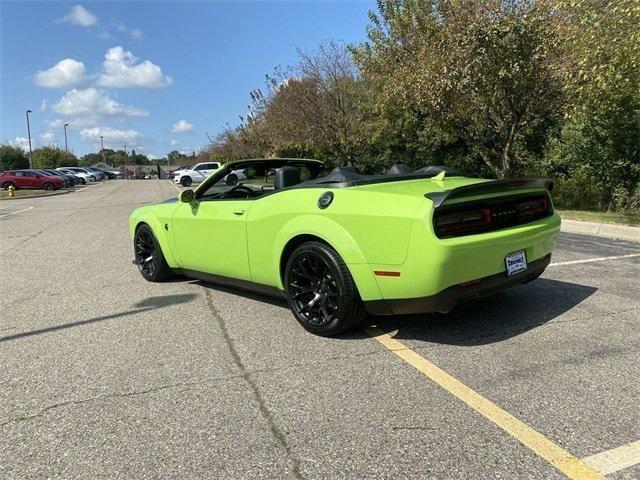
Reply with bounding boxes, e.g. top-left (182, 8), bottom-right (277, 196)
top-left (100, 135), bottom-right (107, 167)
top-left (123, 145), bottom-right (128, 179)
top-left (64, 123), bottom-right (69, 154)
top-left (25, 109), bottom-right (33, 168)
